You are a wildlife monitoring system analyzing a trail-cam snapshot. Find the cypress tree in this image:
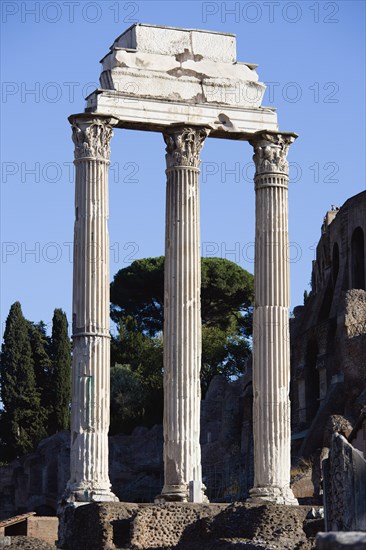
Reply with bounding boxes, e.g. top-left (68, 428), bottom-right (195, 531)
top-left (49, 309), bottom-right (71, 433)
top-left (28, 321), bottom-right (52, 419)
top-left (0, 302), bottom-right (47, 460)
